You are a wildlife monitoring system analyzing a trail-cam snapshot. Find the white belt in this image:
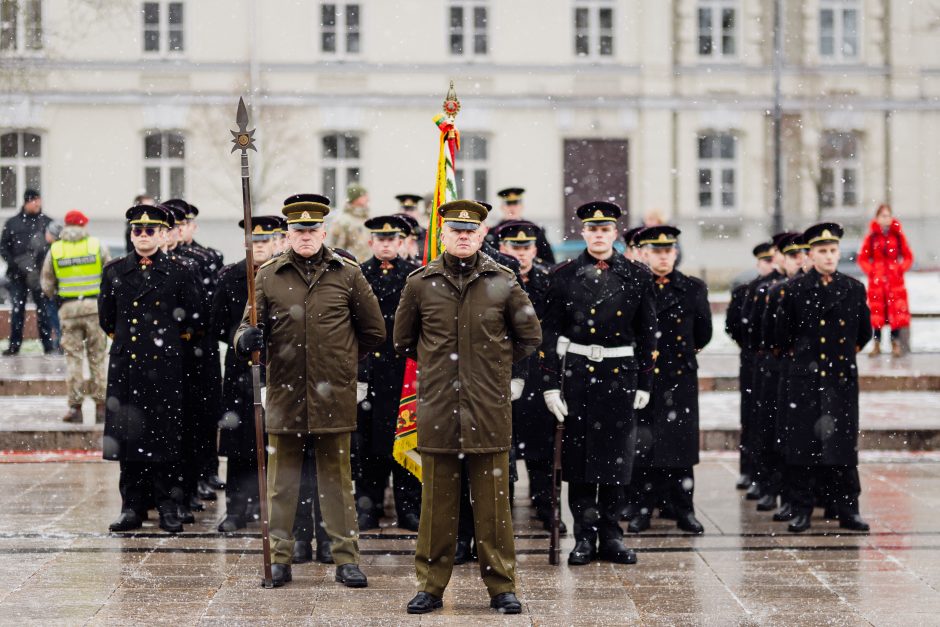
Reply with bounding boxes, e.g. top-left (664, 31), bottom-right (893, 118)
top-left (556, 336), bottom-right (634, 362)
